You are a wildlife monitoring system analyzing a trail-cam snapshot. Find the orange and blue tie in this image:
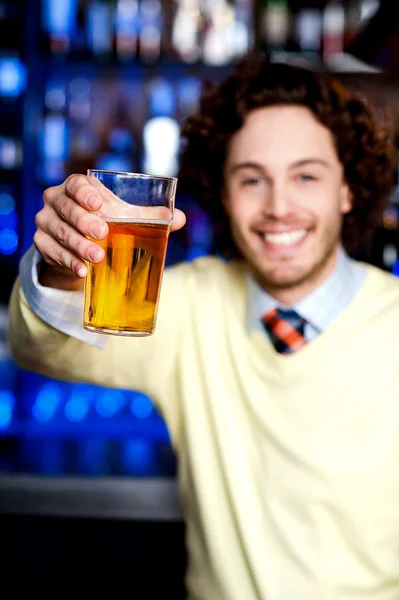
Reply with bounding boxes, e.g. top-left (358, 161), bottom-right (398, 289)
top-left (262, 308), bottom-right (307, 354)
